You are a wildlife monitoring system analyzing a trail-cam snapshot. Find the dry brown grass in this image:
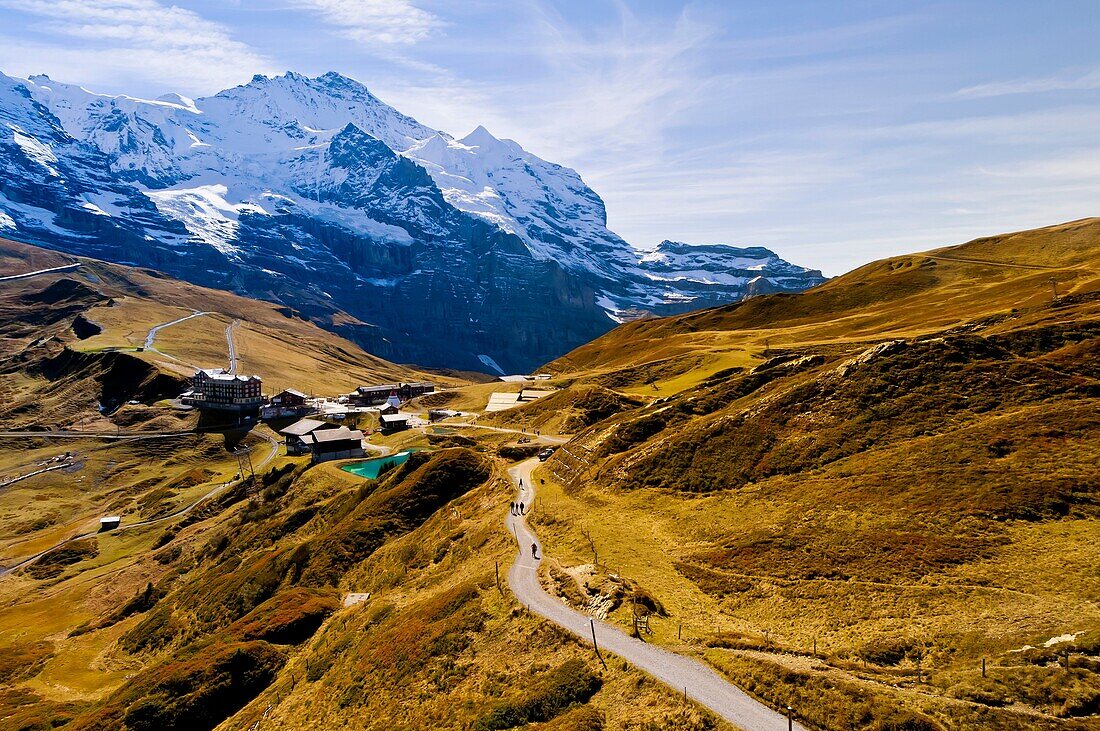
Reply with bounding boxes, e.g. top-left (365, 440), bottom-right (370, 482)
top-left (526, 220), bottom-right (1100, 729)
